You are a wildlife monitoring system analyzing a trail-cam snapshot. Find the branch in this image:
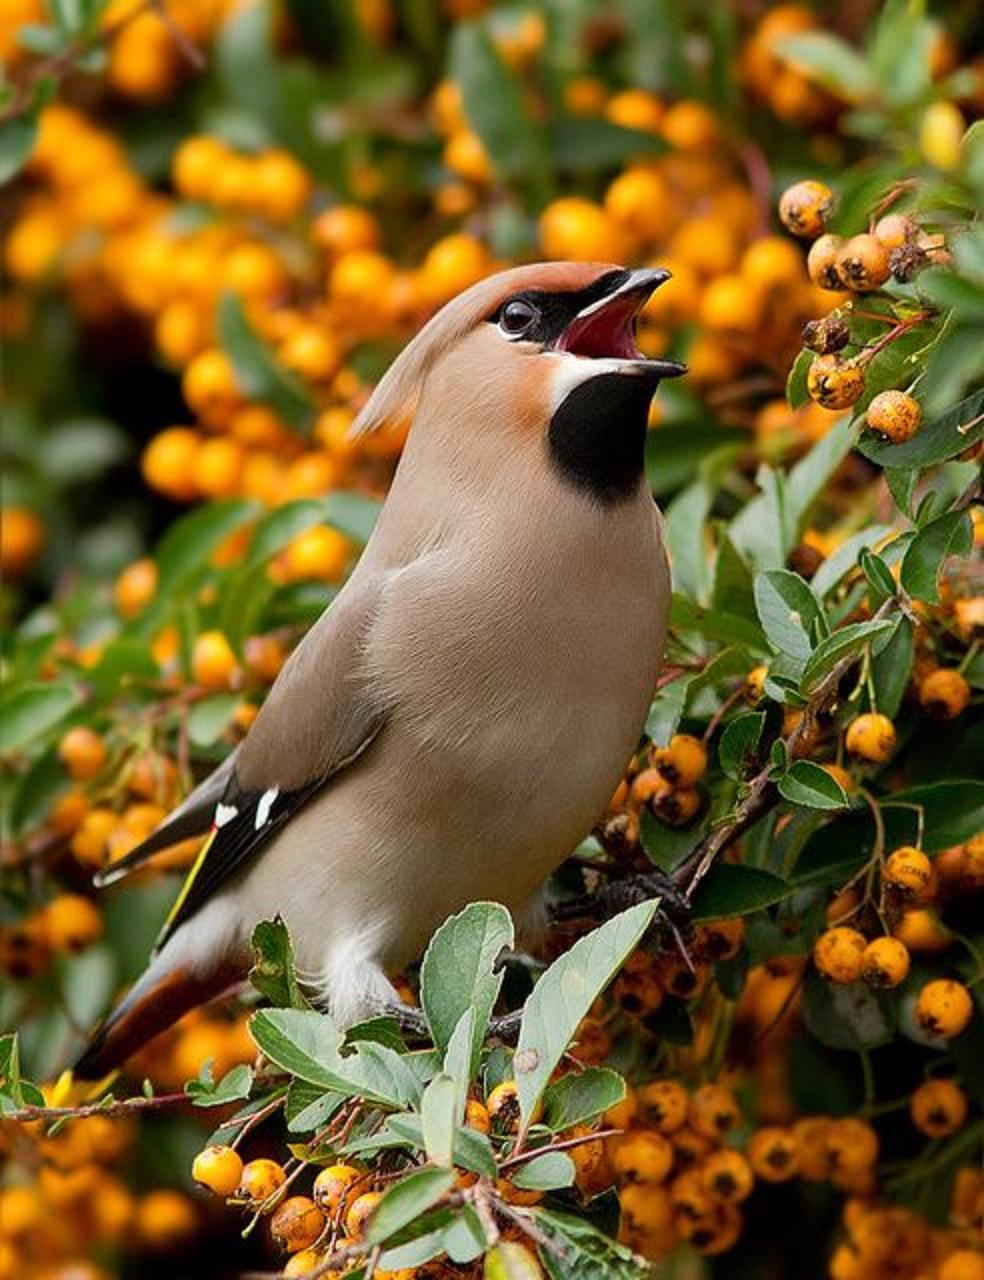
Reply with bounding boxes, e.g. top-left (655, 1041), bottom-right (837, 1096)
top-left (675, 598), bottom-right (899, 901)
top-left (4, 1090), bottom-right (191, 1123)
